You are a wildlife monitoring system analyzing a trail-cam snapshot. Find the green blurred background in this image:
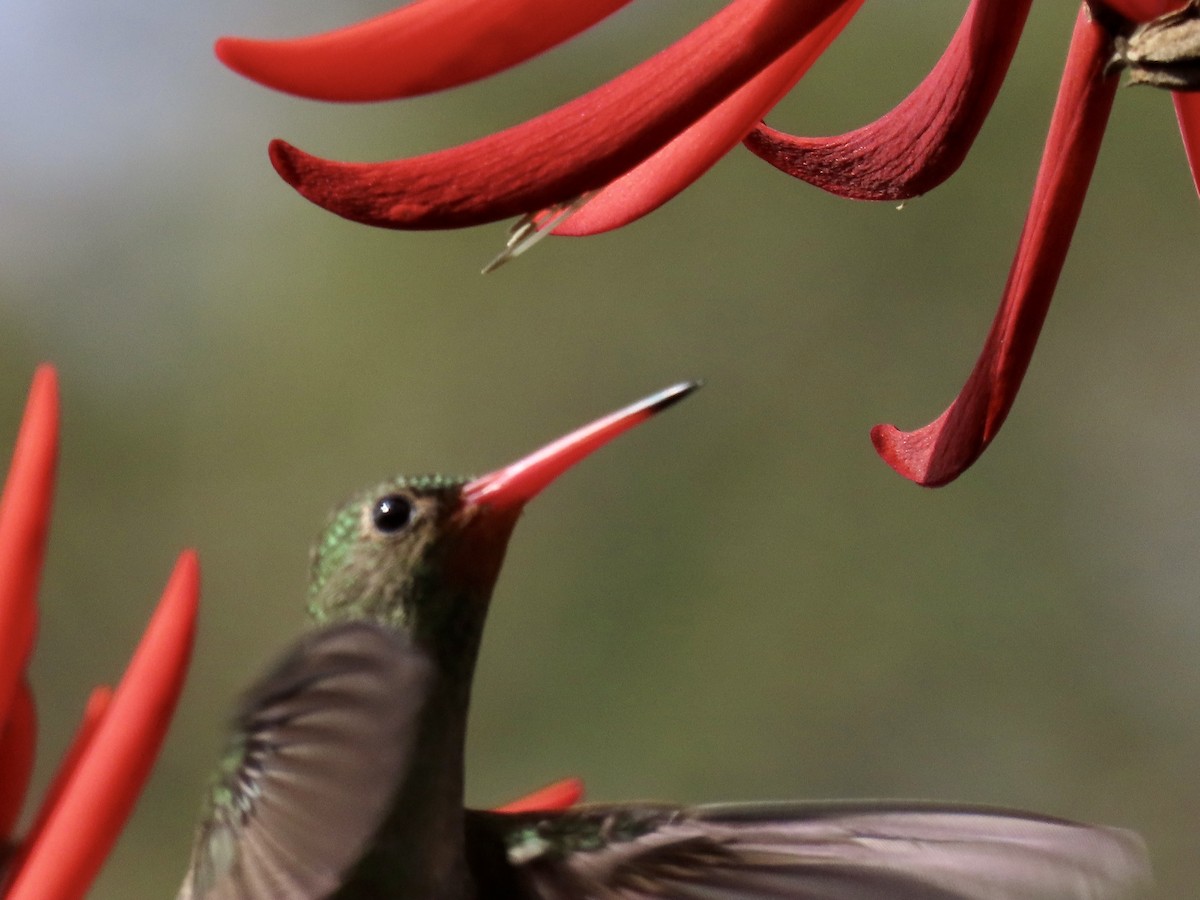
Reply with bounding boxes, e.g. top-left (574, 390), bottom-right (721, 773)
top-left (2, 2), bottom-right (1197, 896)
